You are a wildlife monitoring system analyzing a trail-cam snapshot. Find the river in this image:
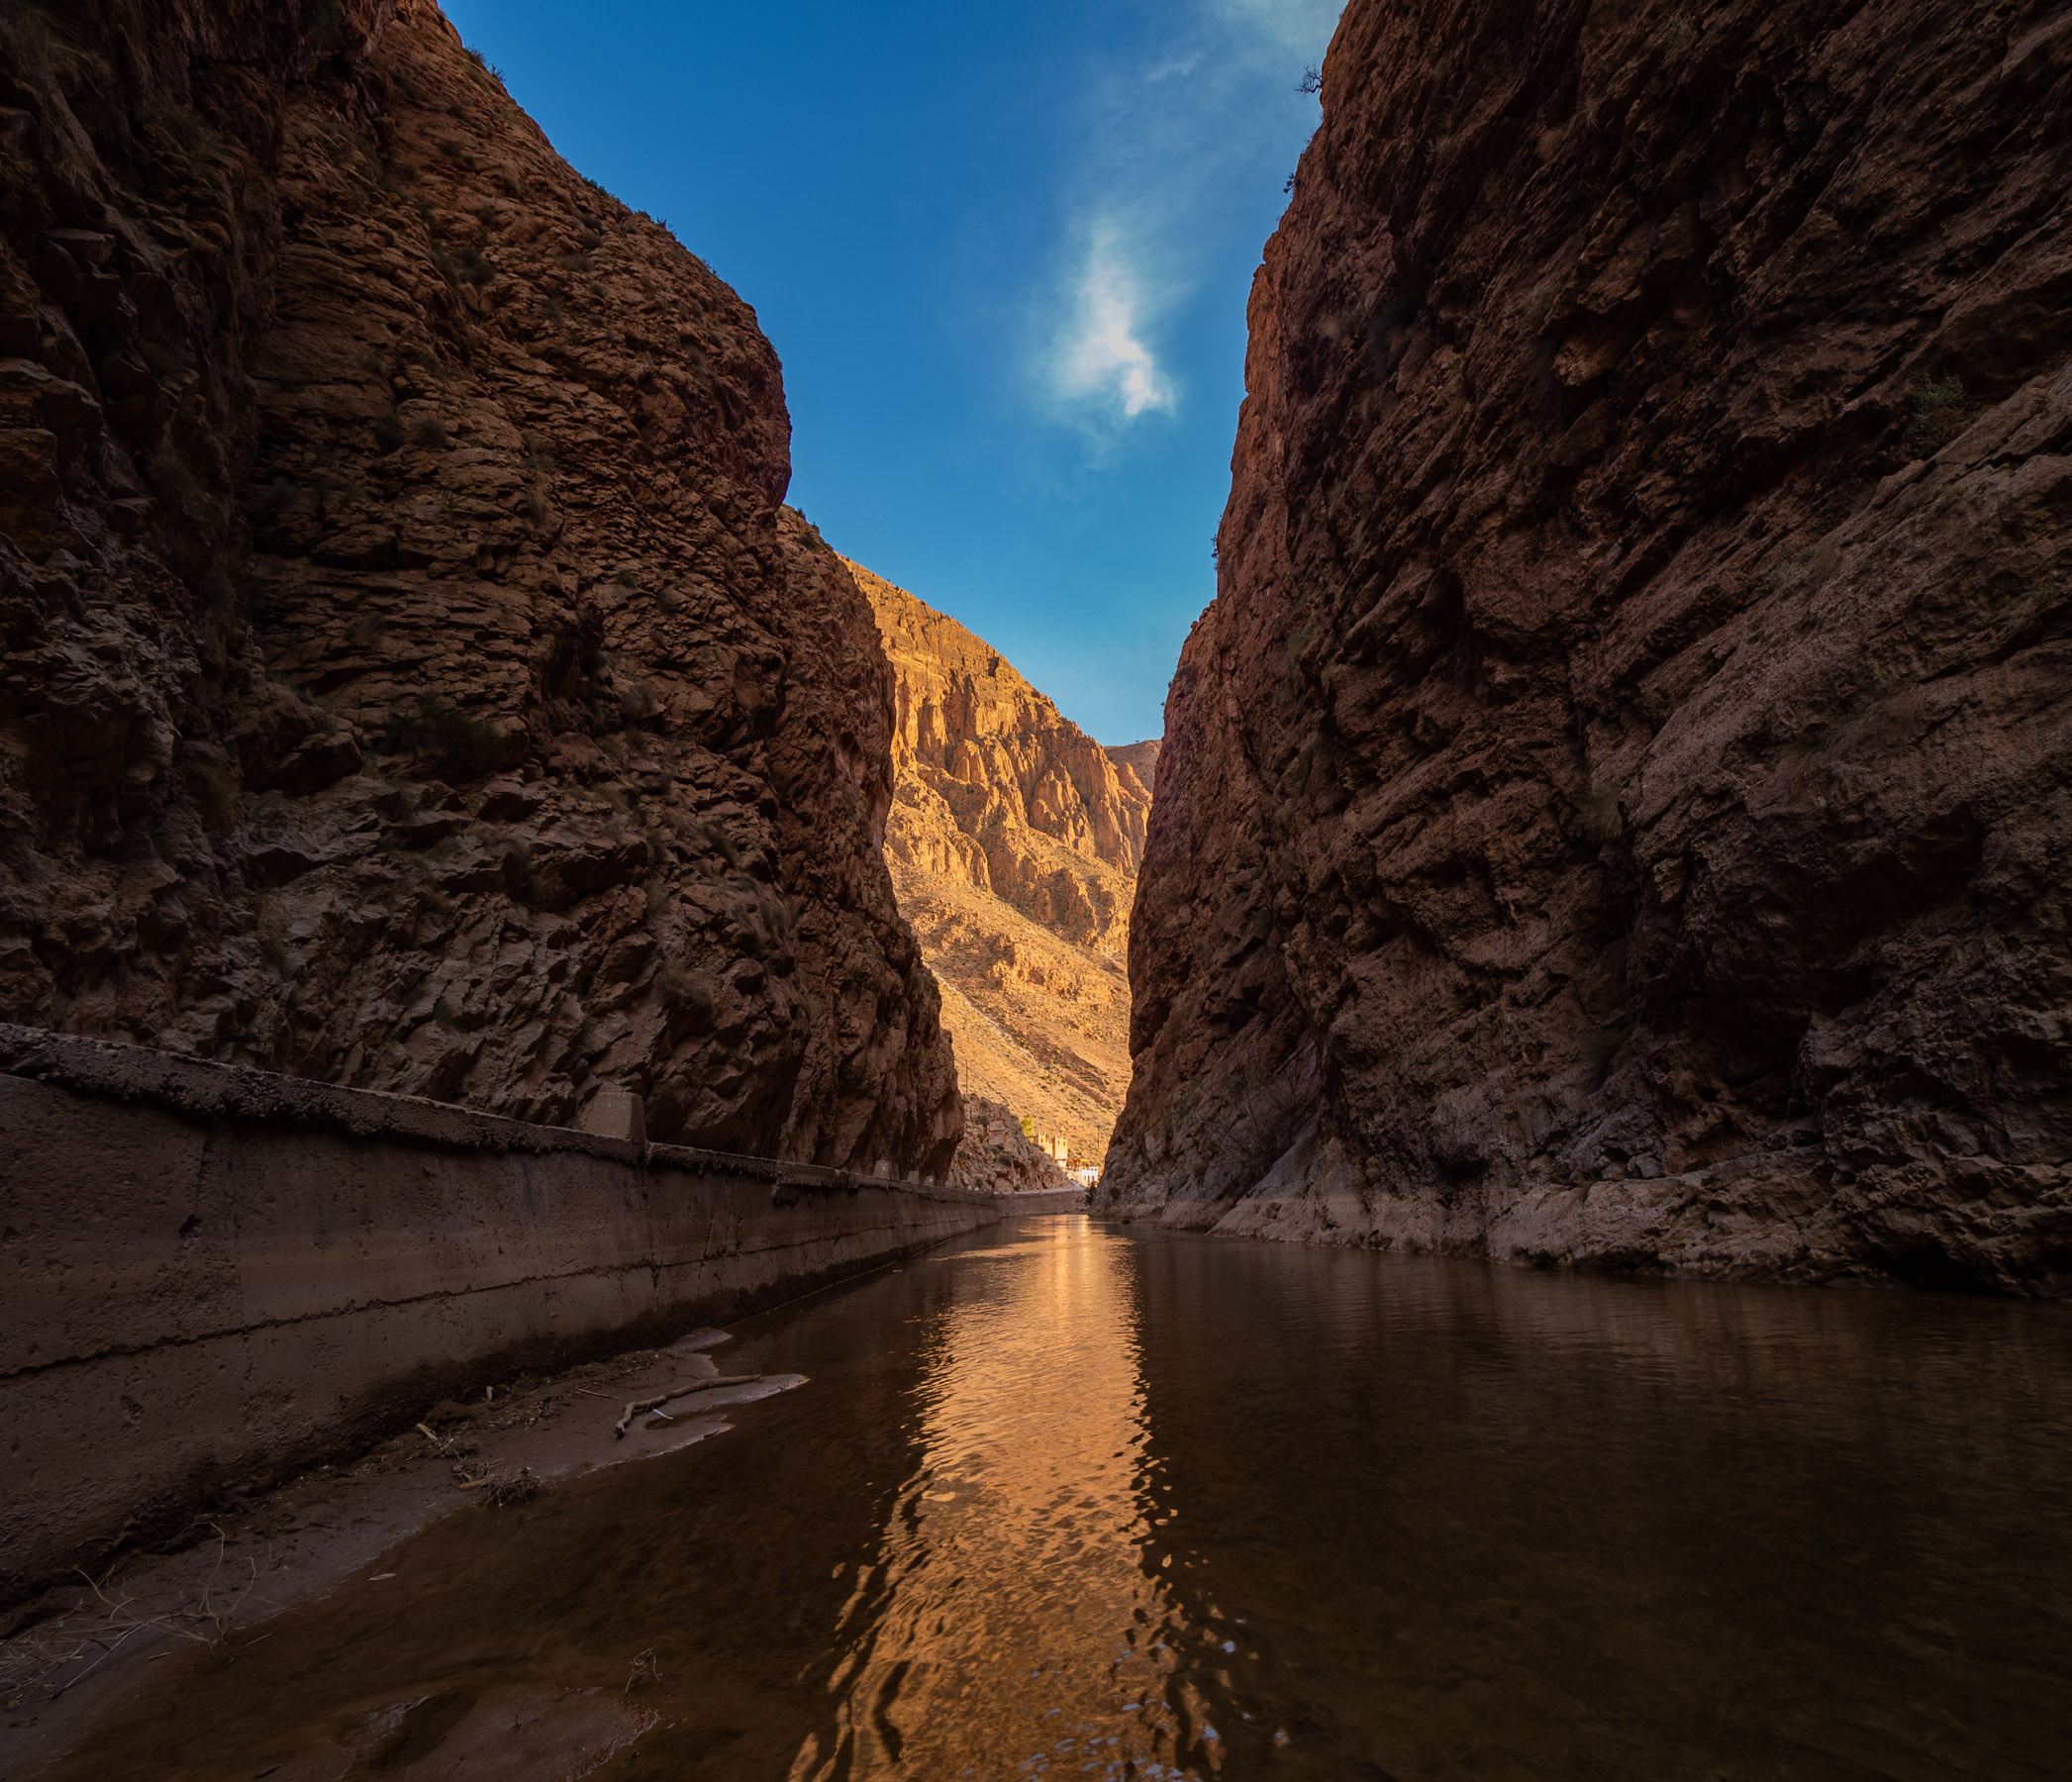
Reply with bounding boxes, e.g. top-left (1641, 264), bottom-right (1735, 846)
top-left (45, 1216), bottom-right (2072, 1779)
